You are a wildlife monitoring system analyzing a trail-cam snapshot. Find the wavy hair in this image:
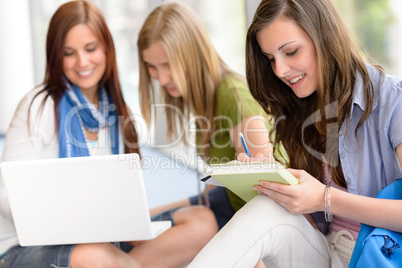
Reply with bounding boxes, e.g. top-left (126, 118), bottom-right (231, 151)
top-left (246, 0), bottom-right (383, 187)
top-left (30, 0), bottom-right (139, 154)
top-left (138, 1), bottom-right (243, 154)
